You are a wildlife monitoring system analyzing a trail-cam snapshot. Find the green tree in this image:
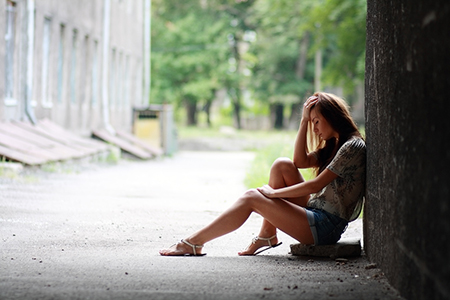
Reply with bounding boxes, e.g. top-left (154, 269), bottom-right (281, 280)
top-left (248, 0), bottom-right (366, 128)
top-left (150, 0), bottom-right (367, 128)
top-left (216, 0), bottom-right (257, 129)
top-left (248, 0), bottom-right (315, 129)
top-left (151, 0), bottom-right (230, 126)
top-left (305, 0), bottom-right (367, 98)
